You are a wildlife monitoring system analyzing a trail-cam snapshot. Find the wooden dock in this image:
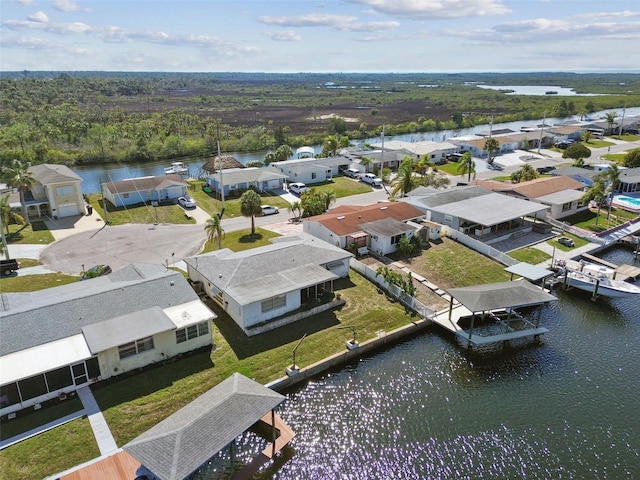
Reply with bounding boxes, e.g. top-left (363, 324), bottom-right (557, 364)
top-left (259, 412), bottom-right (295, 459)
top-left (580, 253), bottom-right (640, 281)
